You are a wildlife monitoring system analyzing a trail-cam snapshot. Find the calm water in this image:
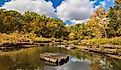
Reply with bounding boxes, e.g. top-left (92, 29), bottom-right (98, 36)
top-left (0, 47), bottom-right (121, 70)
